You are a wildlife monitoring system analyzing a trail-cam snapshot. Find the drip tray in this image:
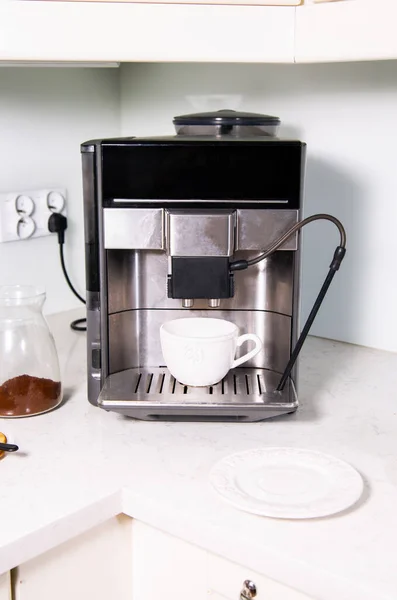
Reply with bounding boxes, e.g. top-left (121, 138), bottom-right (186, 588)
top-left (98, 368), bottom-right (298, 422)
